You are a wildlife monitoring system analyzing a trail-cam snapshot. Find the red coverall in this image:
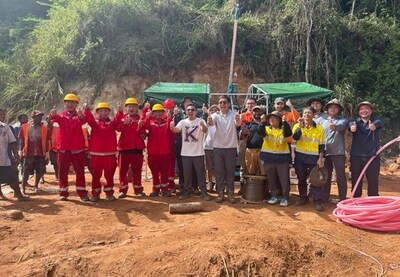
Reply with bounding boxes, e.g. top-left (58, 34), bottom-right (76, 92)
top-left (142, 106), bottom-right (177, 190)
top-left (84, 109), bottom-right (123, 197)
top-left (116, 113), bottom-right (146, 194)
top-left (144, 116), bottom-right (174, 193)
top-left (49, 110), bottom-right (88, 198)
